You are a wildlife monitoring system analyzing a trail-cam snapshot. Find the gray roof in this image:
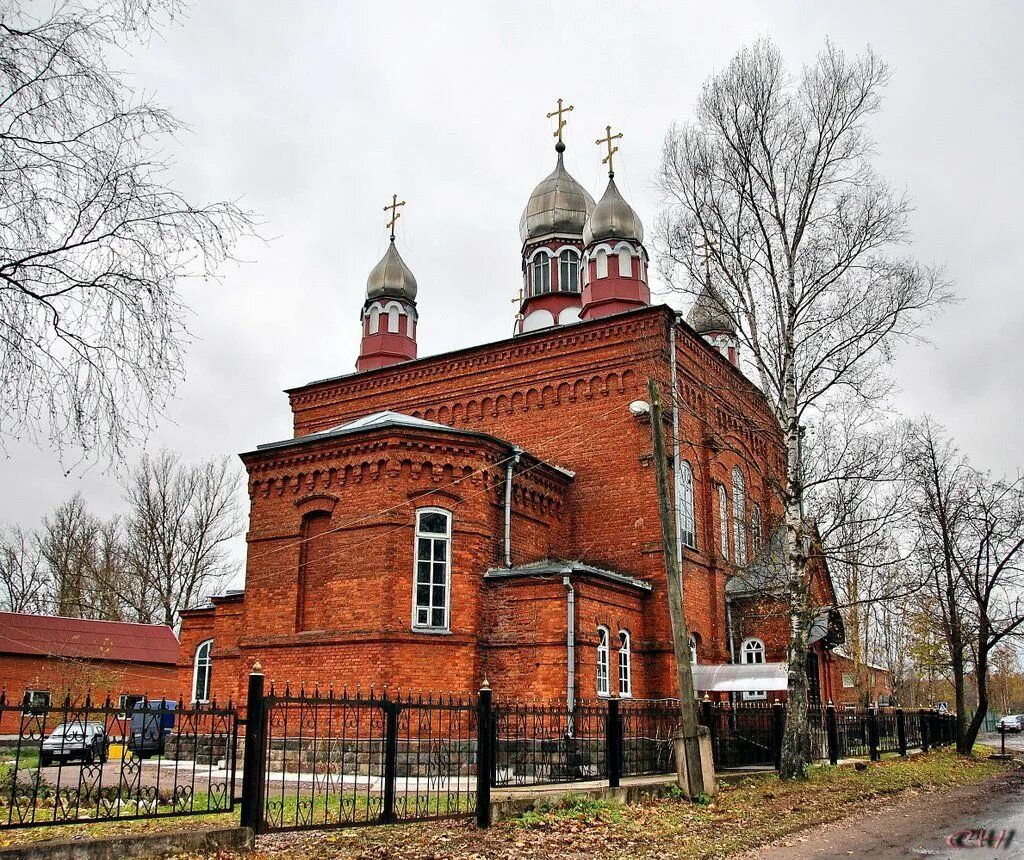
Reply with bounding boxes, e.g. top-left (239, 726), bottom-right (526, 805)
top-left (725, 525), bottom-right (788, 596)
top-left (519, 148), bottom-right (595, 244)
top-left (485, 560), bottom-right (651, 591)
top-left (365, 240), bottom-right (417, 301)
top-left (583, 176), bottom-right (644, 246)
top-left (687, 279), bottom-right (735, 336)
